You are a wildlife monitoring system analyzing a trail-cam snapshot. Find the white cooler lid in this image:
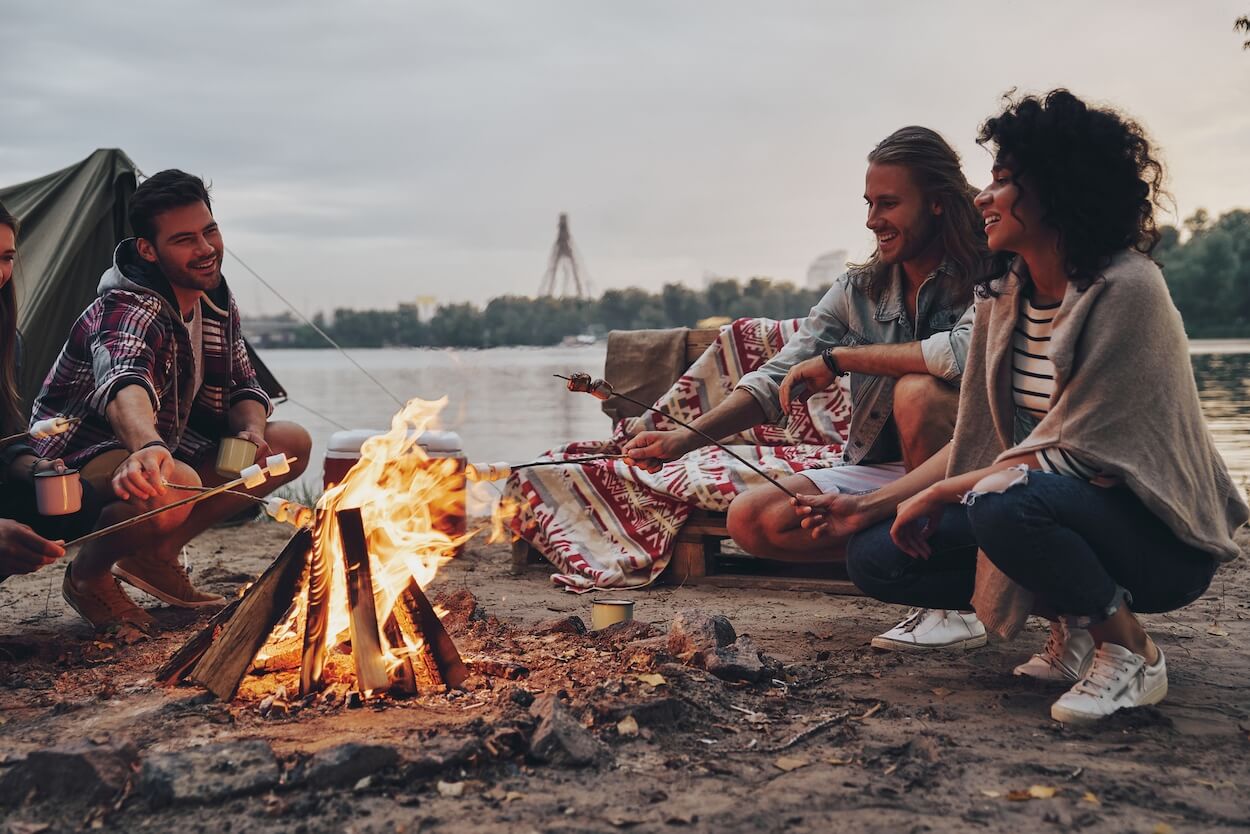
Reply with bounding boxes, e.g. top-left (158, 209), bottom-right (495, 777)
top-left (327, 429), bottom-right (462, 455)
